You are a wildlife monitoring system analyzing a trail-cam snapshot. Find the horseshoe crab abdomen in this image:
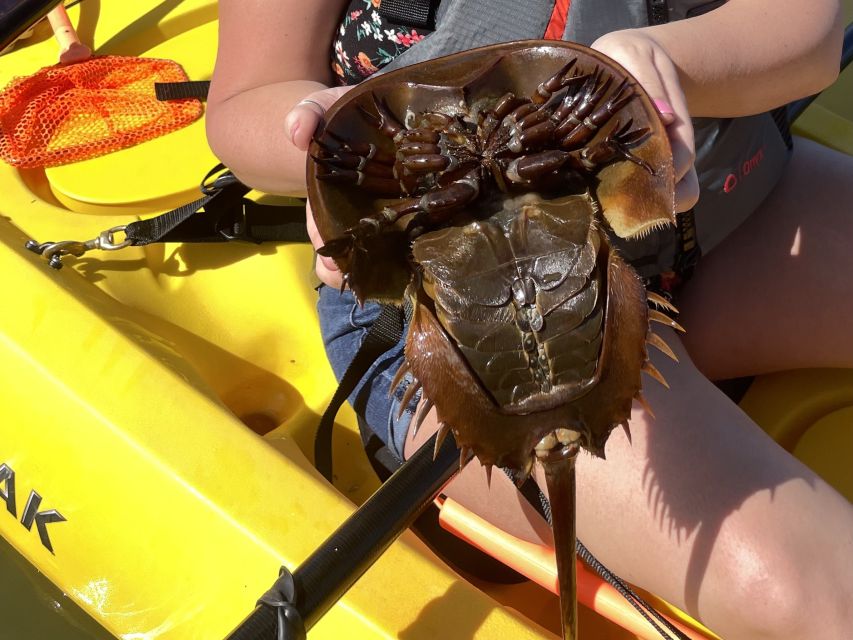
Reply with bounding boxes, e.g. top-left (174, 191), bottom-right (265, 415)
top-left (414, 192), bottom-right (611, 415)
top-left (405, 190), bottom-right (652, 469)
